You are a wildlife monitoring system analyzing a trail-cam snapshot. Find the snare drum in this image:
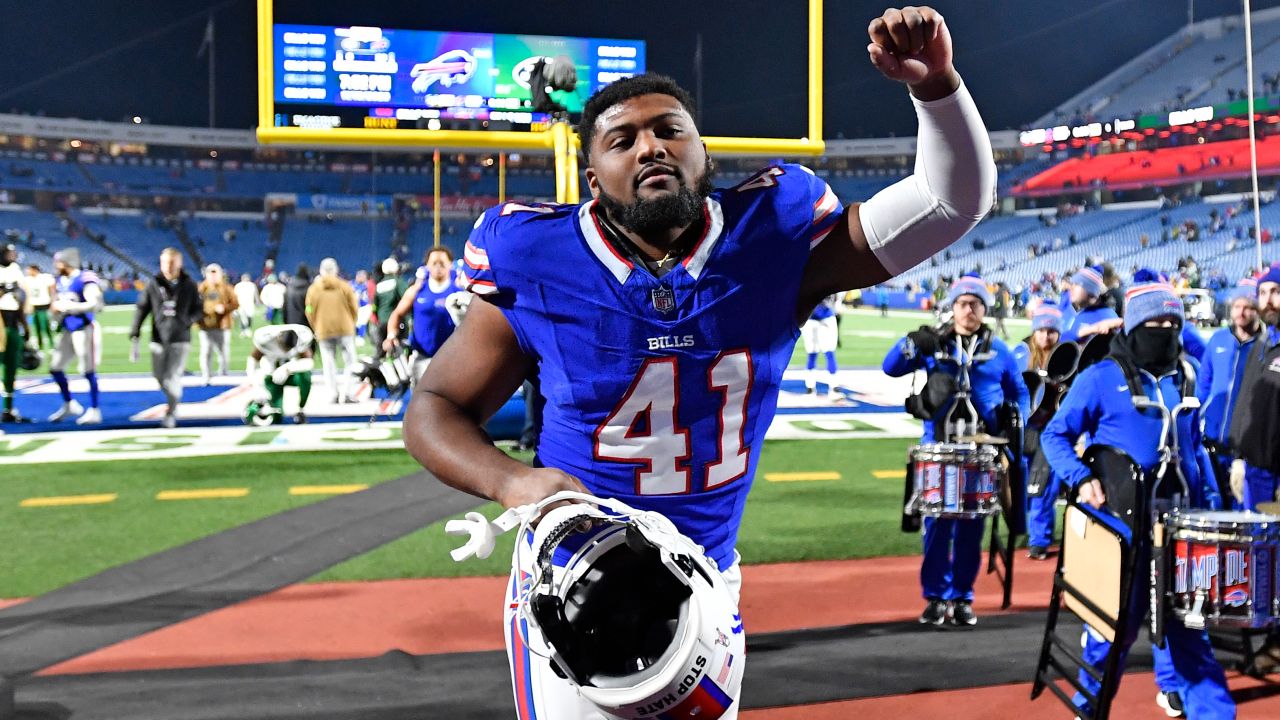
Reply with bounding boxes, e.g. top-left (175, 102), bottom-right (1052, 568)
top-left (1166, 510), bottom-right (1280, 629)
top-left (908, 443), bottom-right (1003, 519)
